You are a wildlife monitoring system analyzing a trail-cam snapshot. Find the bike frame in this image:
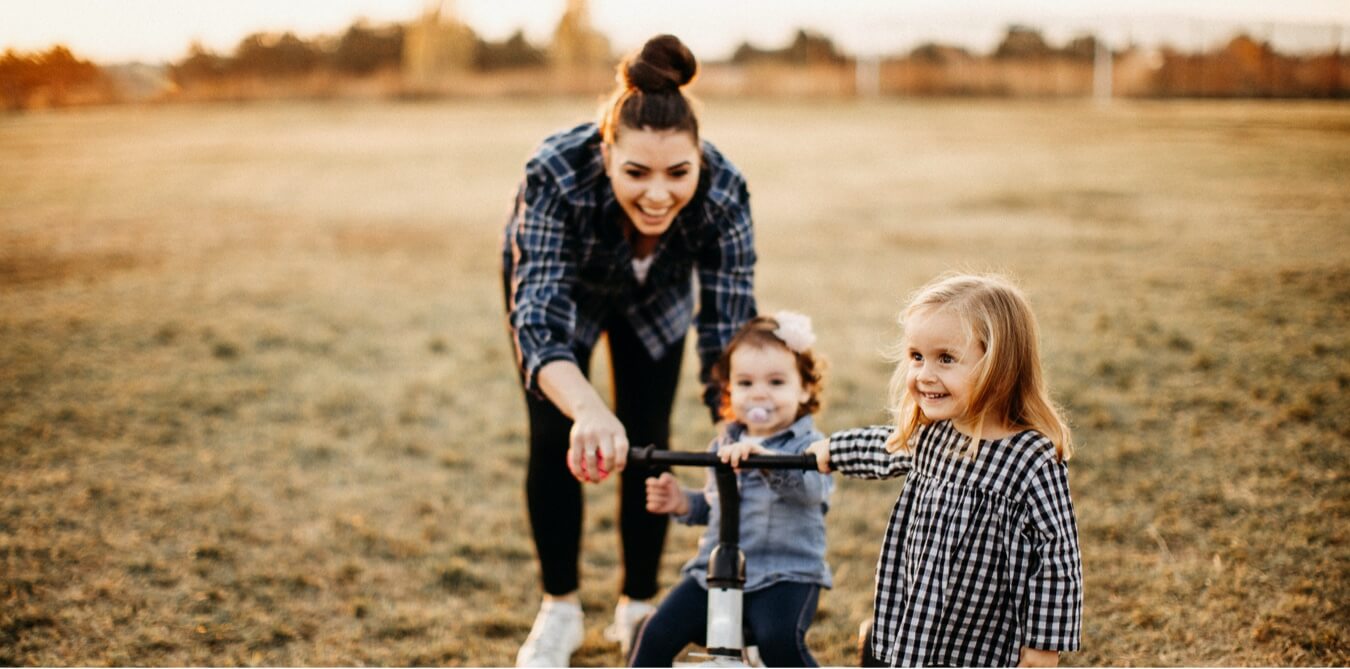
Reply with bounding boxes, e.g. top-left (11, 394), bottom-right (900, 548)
top-left (628, 444), bottom-right (819, 665)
